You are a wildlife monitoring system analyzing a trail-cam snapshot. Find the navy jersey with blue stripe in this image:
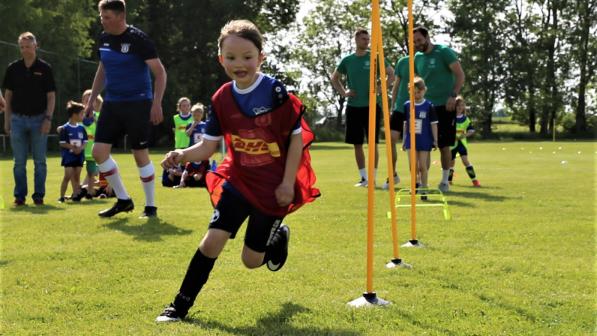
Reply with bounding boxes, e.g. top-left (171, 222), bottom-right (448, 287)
top-left (186, 121), bottom-right (207, 146)
top-left (59, 123), bottom-right (88, 165)
top-left (403, 99), bottom-right (438, 151)
top-left (98, 26), bottom-right (157, 102)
